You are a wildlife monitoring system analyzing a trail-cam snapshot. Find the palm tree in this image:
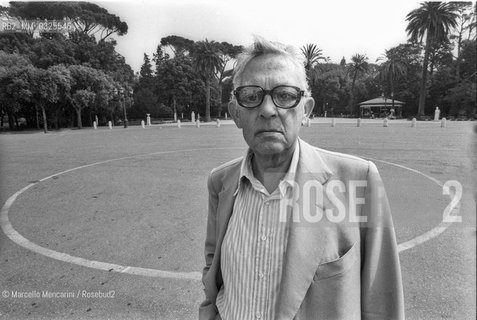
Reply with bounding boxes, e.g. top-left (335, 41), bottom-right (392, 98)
top-left (377, 48), bottom-right (407, 110)
top-left (192, 39), bottom-right (222, 122)
top-left (301, 44), bottom-right (326, 72)
top-left (347, 53), bottom-right (369, 115)
top-left (406, 2), bottom-right (459, 116)
top-left (301, 44), bottom-right (327, 89)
